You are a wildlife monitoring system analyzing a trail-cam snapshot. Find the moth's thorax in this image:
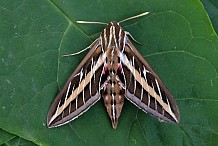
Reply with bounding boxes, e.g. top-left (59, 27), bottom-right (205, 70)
top-left (100, 21), bottom-right (126, 52)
